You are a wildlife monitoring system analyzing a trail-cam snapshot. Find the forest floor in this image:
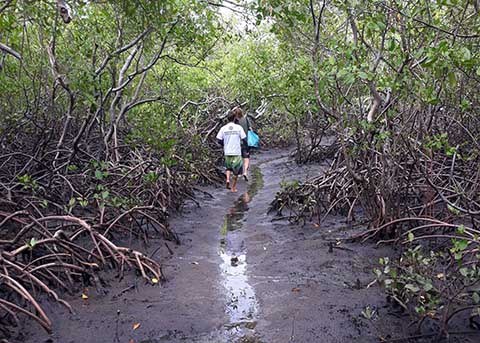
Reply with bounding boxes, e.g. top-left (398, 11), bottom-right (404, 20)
top-left (23, 149), bottom-right (435, 343)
